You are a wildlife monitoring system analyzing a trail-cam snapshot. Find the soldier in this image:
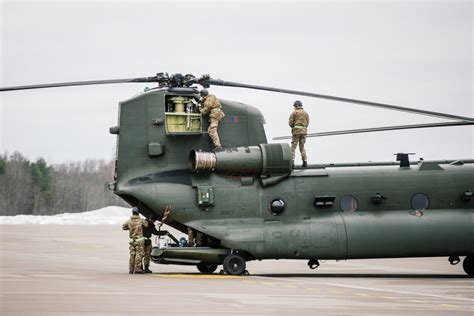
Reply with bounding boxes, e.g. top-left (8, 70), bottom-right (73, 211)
top-left (187, 227), bottom-right (196, 247)
top-left (198, 89), bottom-right (225, 151)
top-left (122, 207), bottom-right (148, 274)
top-left (288, 100), bottom-right (310, 167)
top-left (187, 227), bottom-right (206, 247)
top-left (142, 216), bottom-right (160, 273)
